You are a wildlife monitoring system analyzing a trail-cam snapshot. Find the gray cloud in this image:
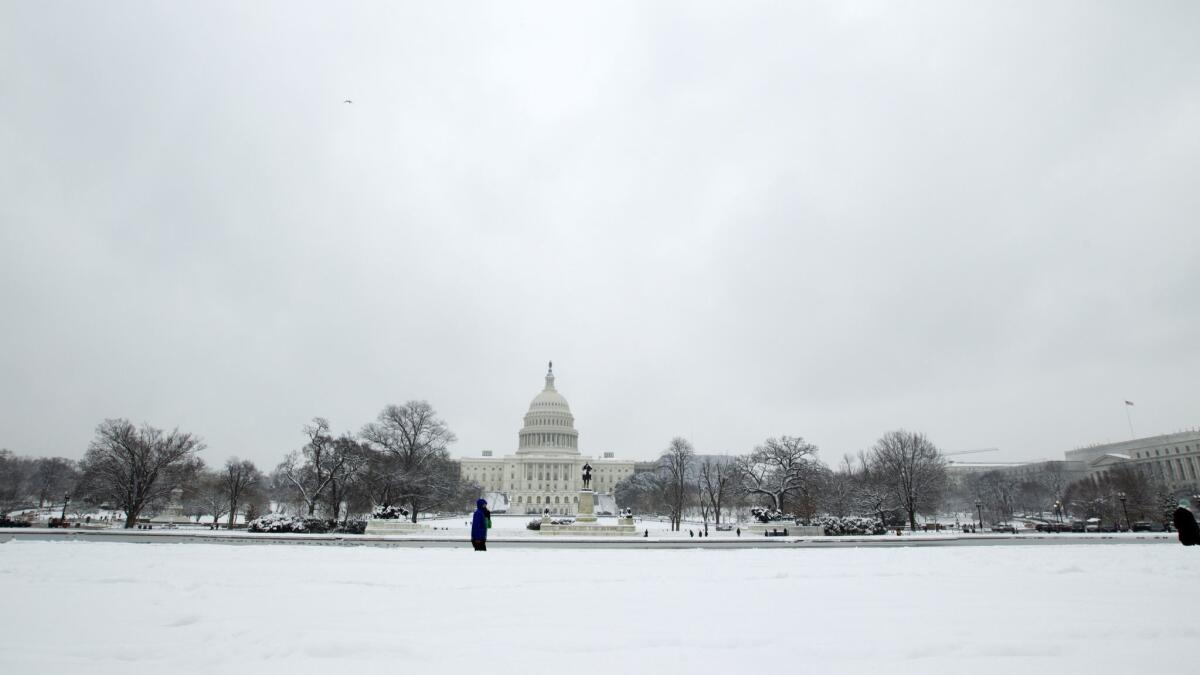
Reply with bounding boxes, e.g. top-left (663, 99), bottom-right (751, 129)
top-left (2, 1), bottom-right (1197, 469)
